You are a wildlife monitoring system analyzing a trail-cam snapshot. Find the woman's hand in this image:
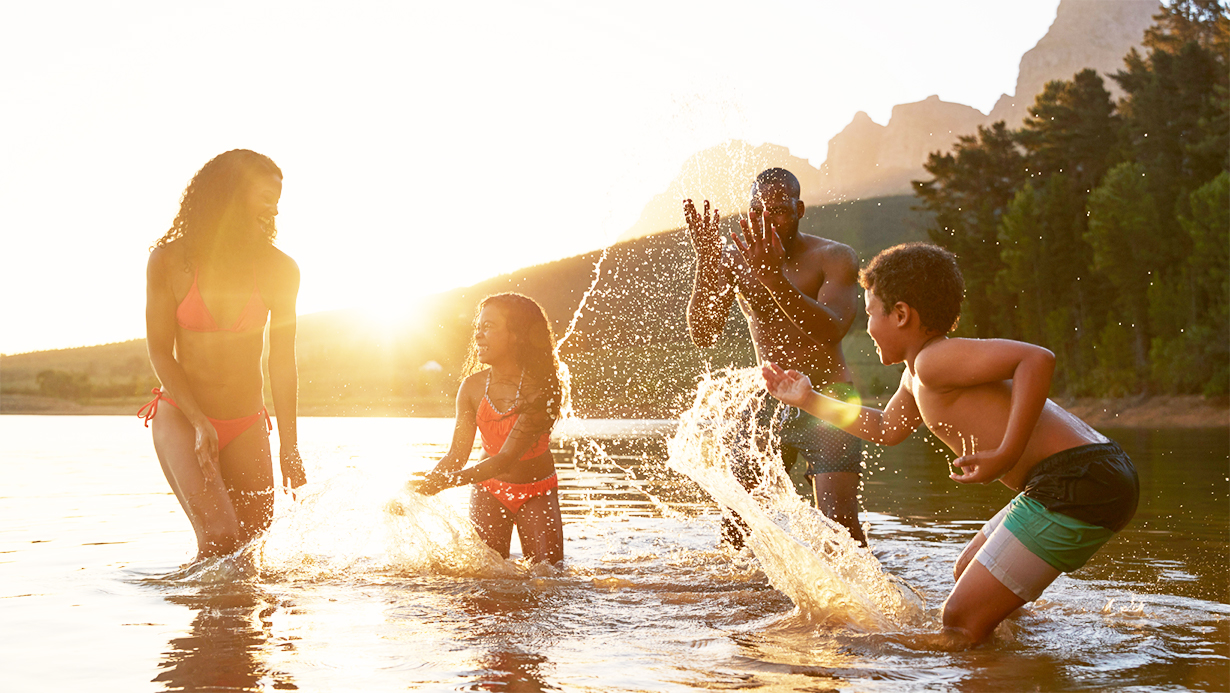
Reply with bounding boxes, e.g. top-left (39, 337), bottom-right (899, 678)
top-left (280, 445), bottom-right (307, 498)
top-left (192, 419), bottom-right (220, 484)
top-left (762, 361), bottom-right (814, 407)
